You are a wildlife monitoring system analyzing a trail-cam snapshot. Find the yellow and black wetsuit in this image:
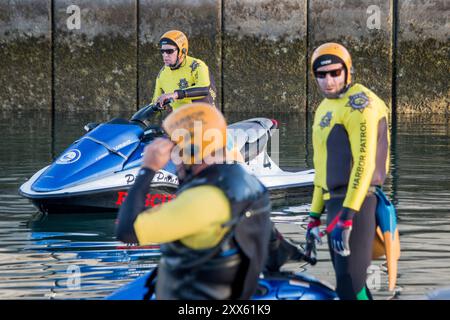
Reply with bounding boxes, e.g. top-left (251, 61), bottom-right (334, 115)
top-left (311, 83), bottom-right (390, 300)
top-left (133, 184), bottom-right (230, 250)
top-left (116, 164), bottom-right (272, 300)
top-left (152, 55), bottom-right (217, 110)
